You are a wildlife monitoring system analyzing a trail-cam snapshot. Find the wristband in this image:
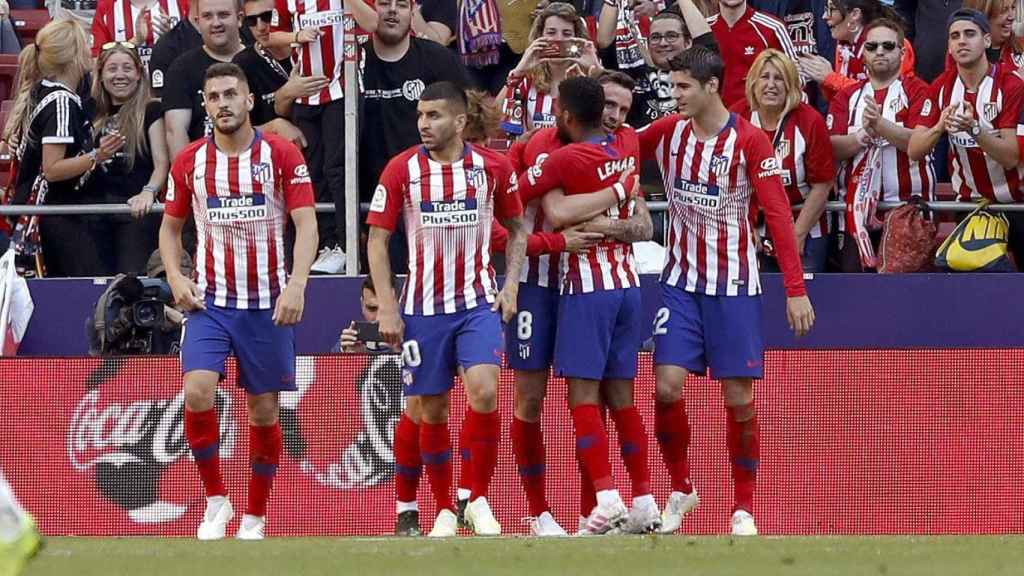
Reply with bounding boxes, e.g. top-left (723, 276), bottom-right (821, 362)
top-left (141, 184), bottom-right (159, 195)
top-left (613, 182), bottom-right (628, 203)
top-left (86, 149), bottom-right (98, 172)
